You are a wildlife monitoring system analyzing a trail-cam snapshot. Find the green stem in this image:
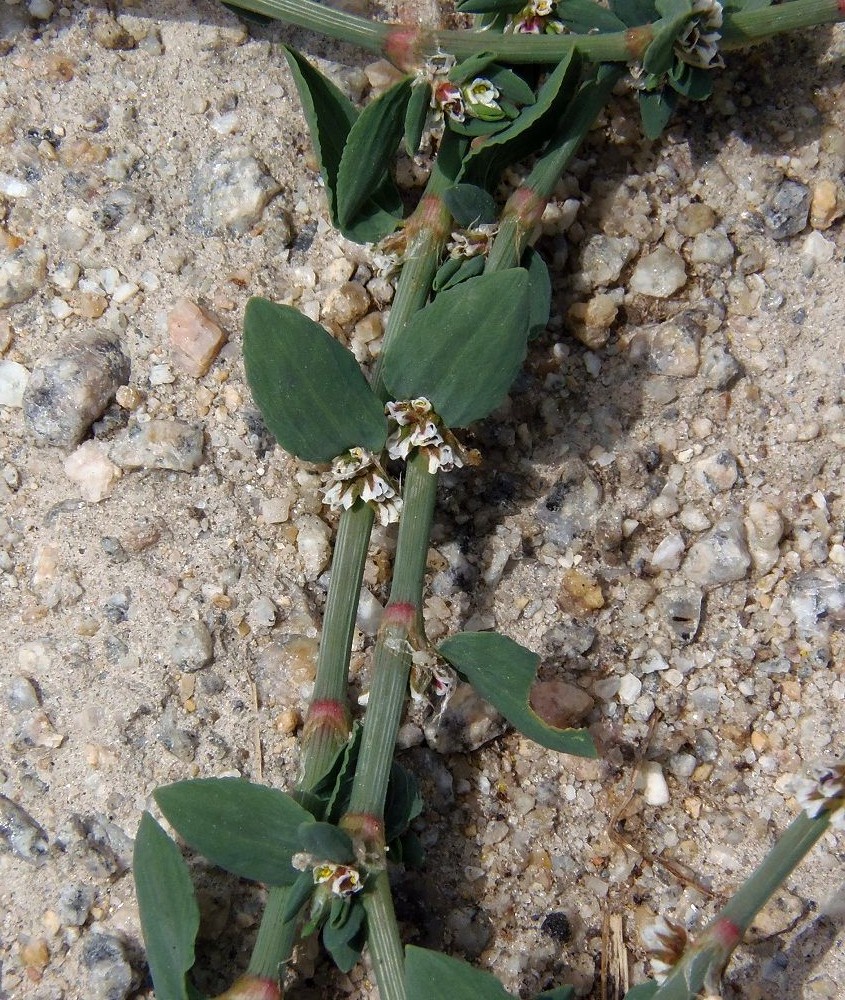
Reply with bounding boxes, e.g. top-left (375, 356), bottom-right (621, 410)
top-left (247, 887), bottom-right (300, 980)
top-left (486, 67), bottom-right (623, 275)
top-left (224, 0), bottom-right (845, 66)
top-left (715, 811), bottom-right (829, 934)
top-left (346, 453), bottom-right (438, 819)
top-left (362, 871), bottom-right (407, 1000)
